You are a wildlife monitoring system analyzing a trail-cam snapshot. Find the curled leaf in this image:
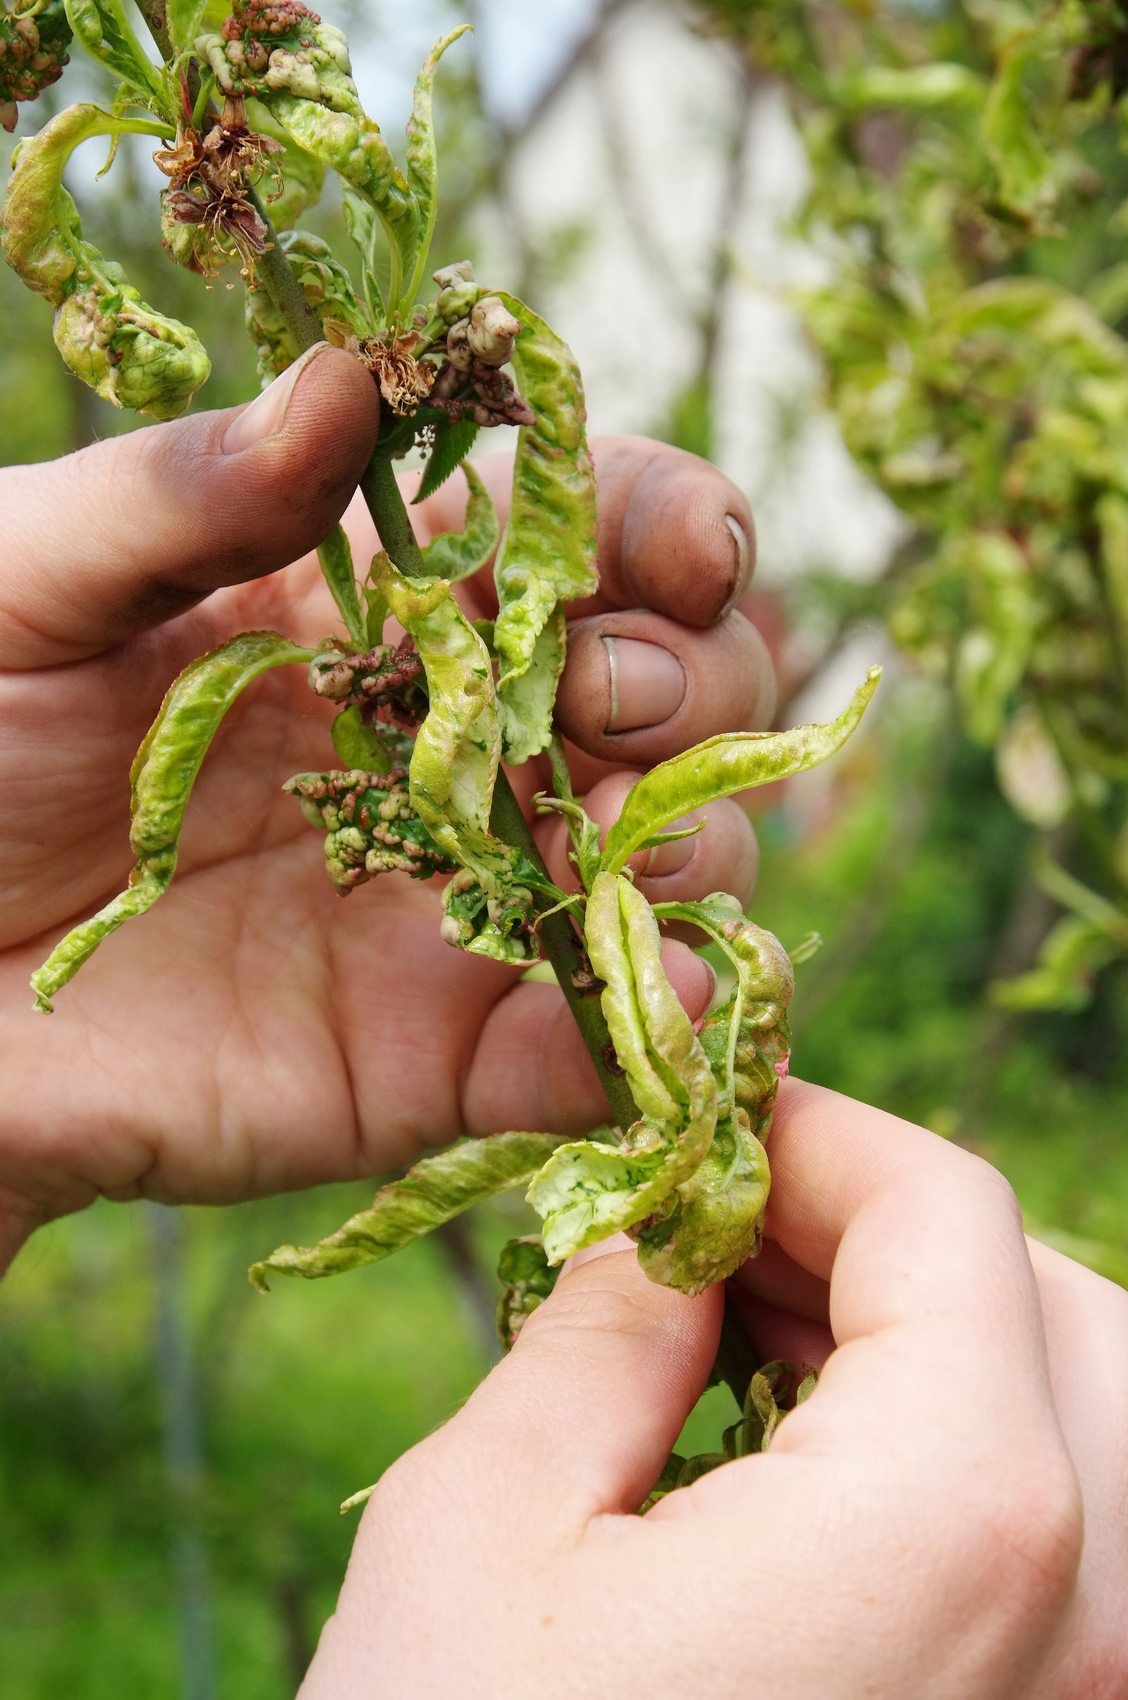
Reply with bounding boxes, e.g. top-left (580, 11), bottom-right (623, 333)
top-left (196, 3), bottom-right (359, 114)
top-left (440, 865), bottom-right (540, 964)
top-left (0, 1), bottom-right (71, 131)
top-left (420, 462), bottom-right (499, 582)
top-left (643, 1358), bottom-right (816, 1510)
top-left (402, 25), bottom-right (471, 308)
top-left (375, 555), bottom-right (511, 891)
top-left (981, 35), bottom-right (1055, 221)
top-left (219, 22), bottom-right (467, 319)
top-left (949, 533), bottom-right (1033, 744)
top-left (528, 873), bottom-right (717, 1264)
top-left (498, 604), bottom-right (567, 768)
top-left (3, 104), bottom-right (149, 302)
top-left (243, 229), bottom-right (367, 384)
top-left (2, 104), bottom-right (210, 418)
top-left (644, 898), bottom-right (794, 1292)
top-left (53, 279), bottom-right (209, 421)
top-left (600, 669), bottom-right (881, 875)
top-left (250, 1132), bottom-right (568, 1289)
top-left (284, 767), bottom-right (458, 893)
top-left (491, 294), bottom-right (598, 759)
top-left (496, 1236), bottom-right (558, 1350)
top-left (31, 631), bottom-right (310, 1010)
